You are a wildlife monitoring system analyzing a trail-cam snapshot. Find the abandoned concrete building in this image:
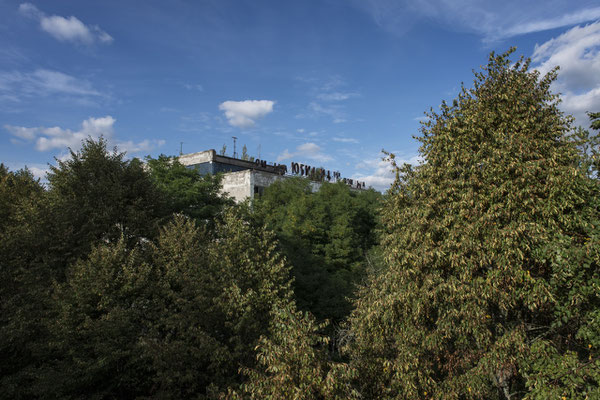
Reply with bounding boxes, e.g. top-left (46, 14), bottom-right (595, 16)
top-left (178, 149), bottom-right (365, 202)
